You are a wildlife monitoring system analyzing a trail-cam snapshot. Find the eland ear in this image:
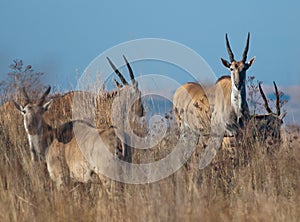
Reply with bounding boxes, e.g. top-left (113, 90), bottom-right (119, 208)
top-left (42, 99), bottom-right (53, 111)
top-left (13, 101), bottom-right (25, 114)
top-left (221, 58), bottom-right (231, 68)
top-left (247, 56), bottom-right (256, 67)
